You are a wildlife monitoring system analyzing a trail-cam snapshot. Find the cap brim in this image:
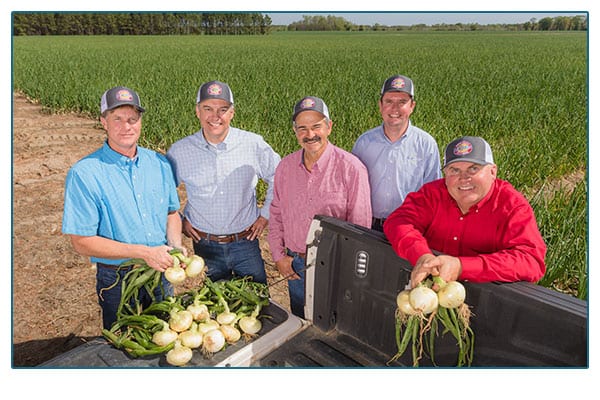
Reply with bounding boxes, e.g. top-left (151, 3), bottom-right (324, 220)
top-left (444, 158), bottom-right (491, 168)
